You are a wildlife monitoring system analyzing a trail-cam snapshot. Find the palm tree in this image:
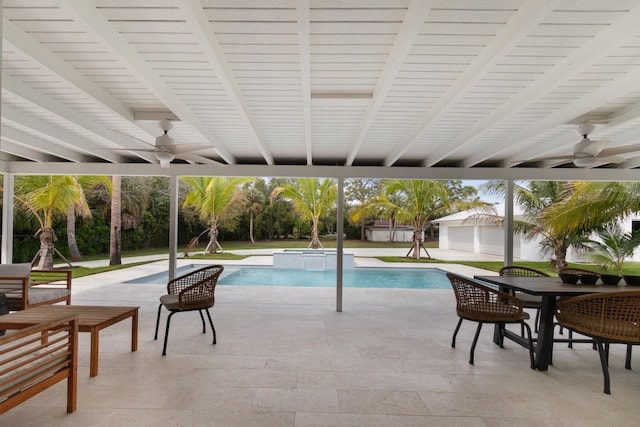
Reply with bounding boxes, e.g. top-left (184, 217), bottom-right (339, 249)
top-left (14, 175), bottom-right (107, 269)
top-left (585, 225), bottom-right (640, 276)
top-left (109, 175), bottom-right (122, 265)
top-left (242, 180), bottom-right (265, 244)
top-left (542, 181), bottom-right (640, 234)
top-left (481, 180), bottom-right (587, 270)
top-left (270, 178), bottom-right (337, 249)
top-left (182, 176), bottom-right (254, 253)
top-left (353, 180), bottom-right (487, 259)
